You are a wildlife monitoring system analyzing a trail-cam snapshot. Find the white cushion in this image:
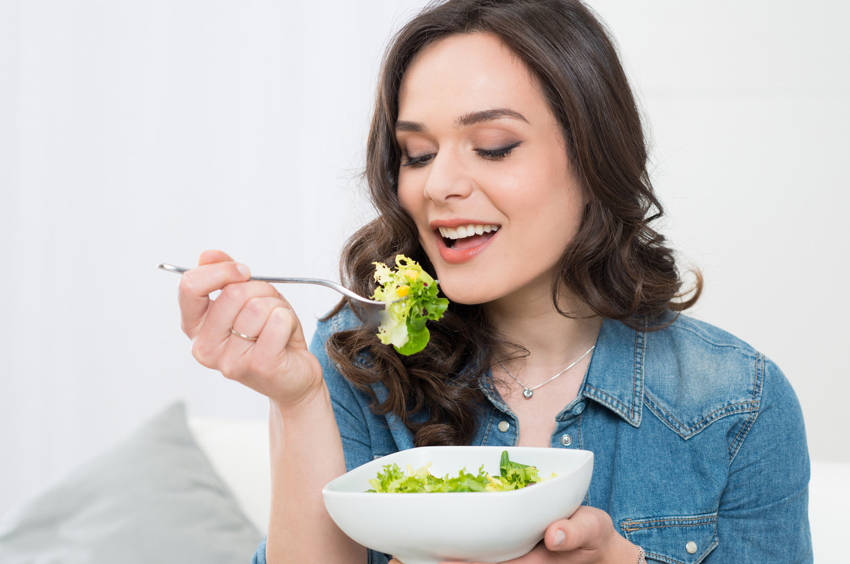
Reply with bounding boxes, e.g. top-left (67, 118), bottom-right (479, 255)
top-left (188, 417), bottom-right (270, 534)
top-left (0, 403), bottom-right (263, 564)
top-left (809, 460), bottom-right (849, 563)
